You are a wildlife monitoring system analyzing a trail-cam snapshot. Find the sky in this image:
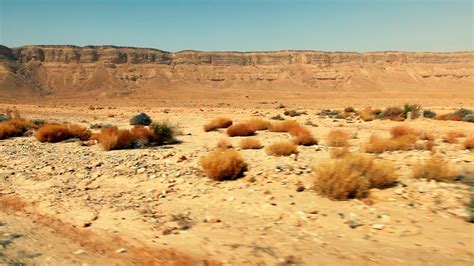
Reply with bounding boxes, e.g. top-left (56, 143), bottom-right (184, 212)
top-left (0, 0), bottom-right (472, 52)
